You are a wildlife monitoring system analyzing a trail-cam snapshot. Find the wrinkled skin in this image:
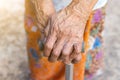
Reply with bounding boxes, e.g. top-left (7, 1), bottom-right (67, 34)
top-left (31, 0), bottom-right (98, 64)
top-left (30, 0), bottom-right (55, 30)
top-left (43, 0), bottom-right (98, 64)
top-left (43, 8), bottom-right (89, 64)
